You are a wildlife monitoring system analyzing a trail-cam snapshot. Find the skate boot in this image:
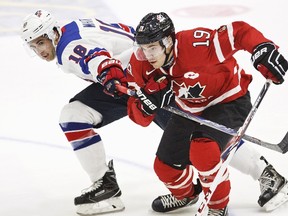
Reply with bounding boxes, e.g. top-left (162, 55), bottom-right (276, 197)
top-left (207, 206), bottom-right (228, 216)
top-left (74, 160), bottom-right (124, 215)
top-left (152, 194), bottom-right (199, 212)
top-left (258, 156), bottom-right (288, 211)
top-left (152, 179), bottom-right (202, 212)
